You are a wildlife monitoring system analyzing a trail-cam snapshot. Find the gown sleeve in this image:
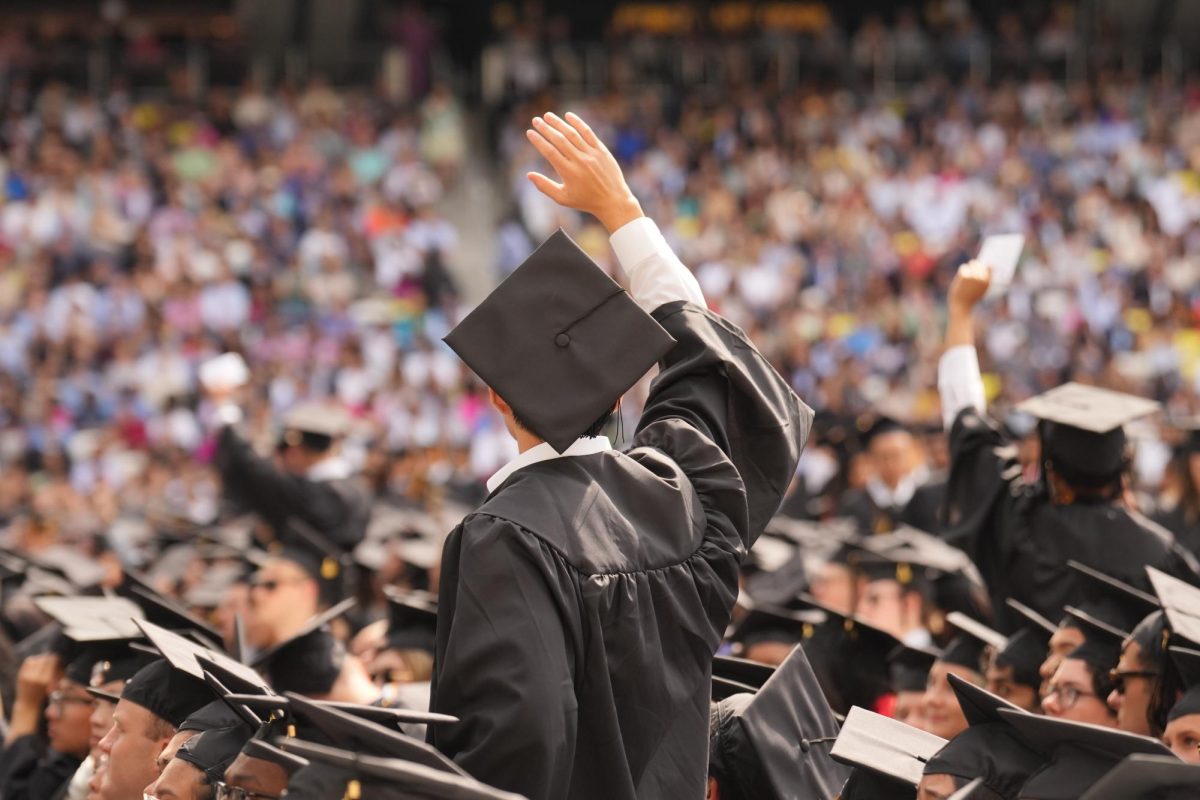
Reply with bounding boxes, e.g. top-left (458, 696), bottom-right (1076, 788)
top-left (429, 514), bottom-right (578, 800)
top-left (633, 302), bottom-right (812, 548)
top-left (213, 426), bottom-right (364, 550)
